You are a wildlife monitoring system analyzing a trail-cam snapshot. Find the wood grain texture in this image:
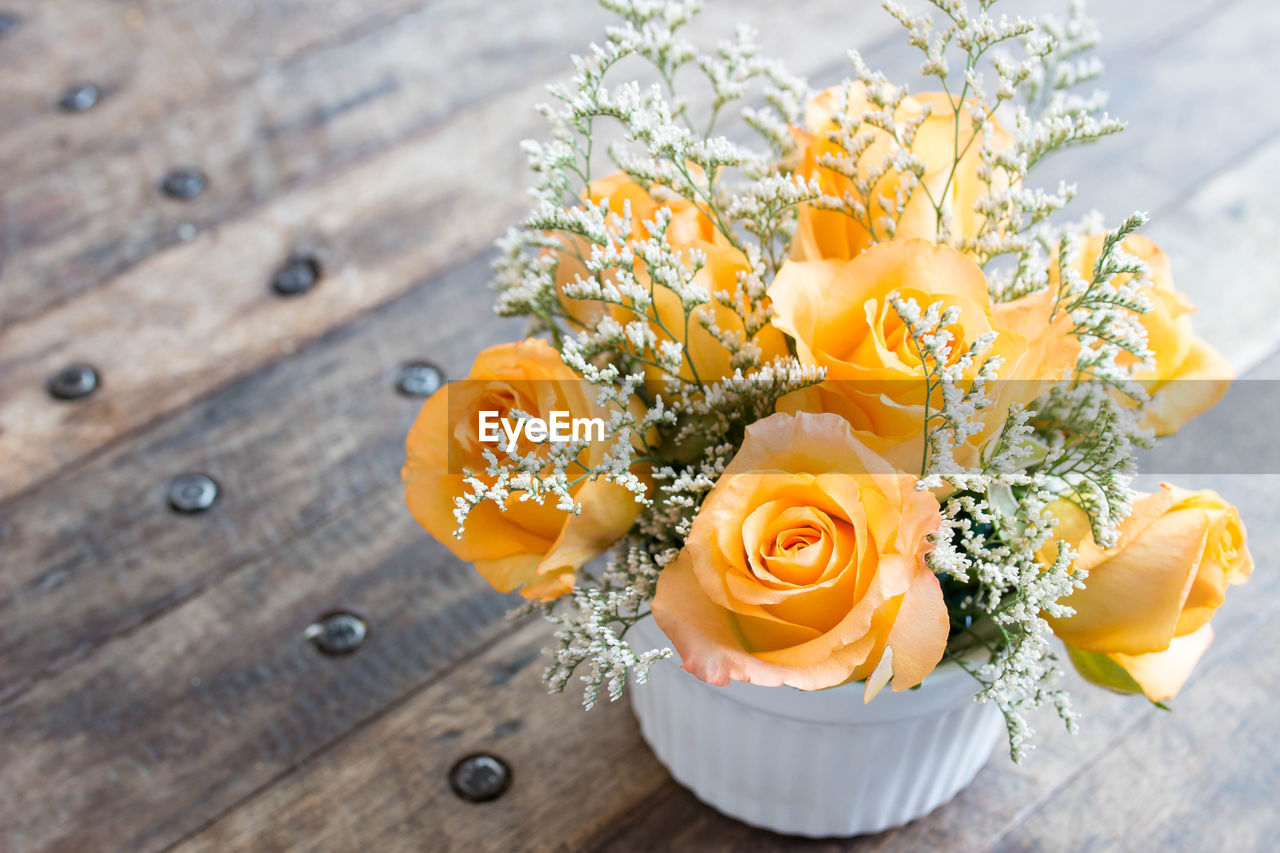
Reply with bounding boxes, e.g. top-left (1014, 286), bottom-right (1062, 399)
top-left (0, 0), bottom-right (614, 325)
top-left (0, 0), bottom-right (439, 177)
top-left (0, 77), bottom-right (532, 502)
top-left (0, 479), bottom-right (523, 853)
top-left (173, 618), bottom-right (671, 853)
top-left (1146, 134), bottom-right (1280, 373)
top-left (1042, 0), bottom-right (1273, 223)
top-left (0, 255), bottom-right (517, 705)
